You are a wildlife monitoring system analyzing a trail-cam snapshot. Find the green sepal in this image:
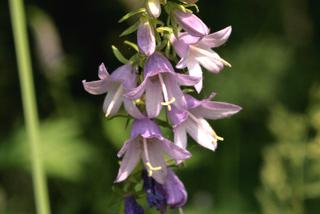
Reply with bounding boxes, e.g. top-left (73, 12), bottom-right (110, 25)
top-left (124, 40), bottom-right (139, 52)
top-left (112, 45), bottom-right (129, 64)
top-left (118, 8), bottom-right (146, 23)
top-left (120, 21), bottom-right (140, 37)
top-left (185, 3), bottom-right (200, 13)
